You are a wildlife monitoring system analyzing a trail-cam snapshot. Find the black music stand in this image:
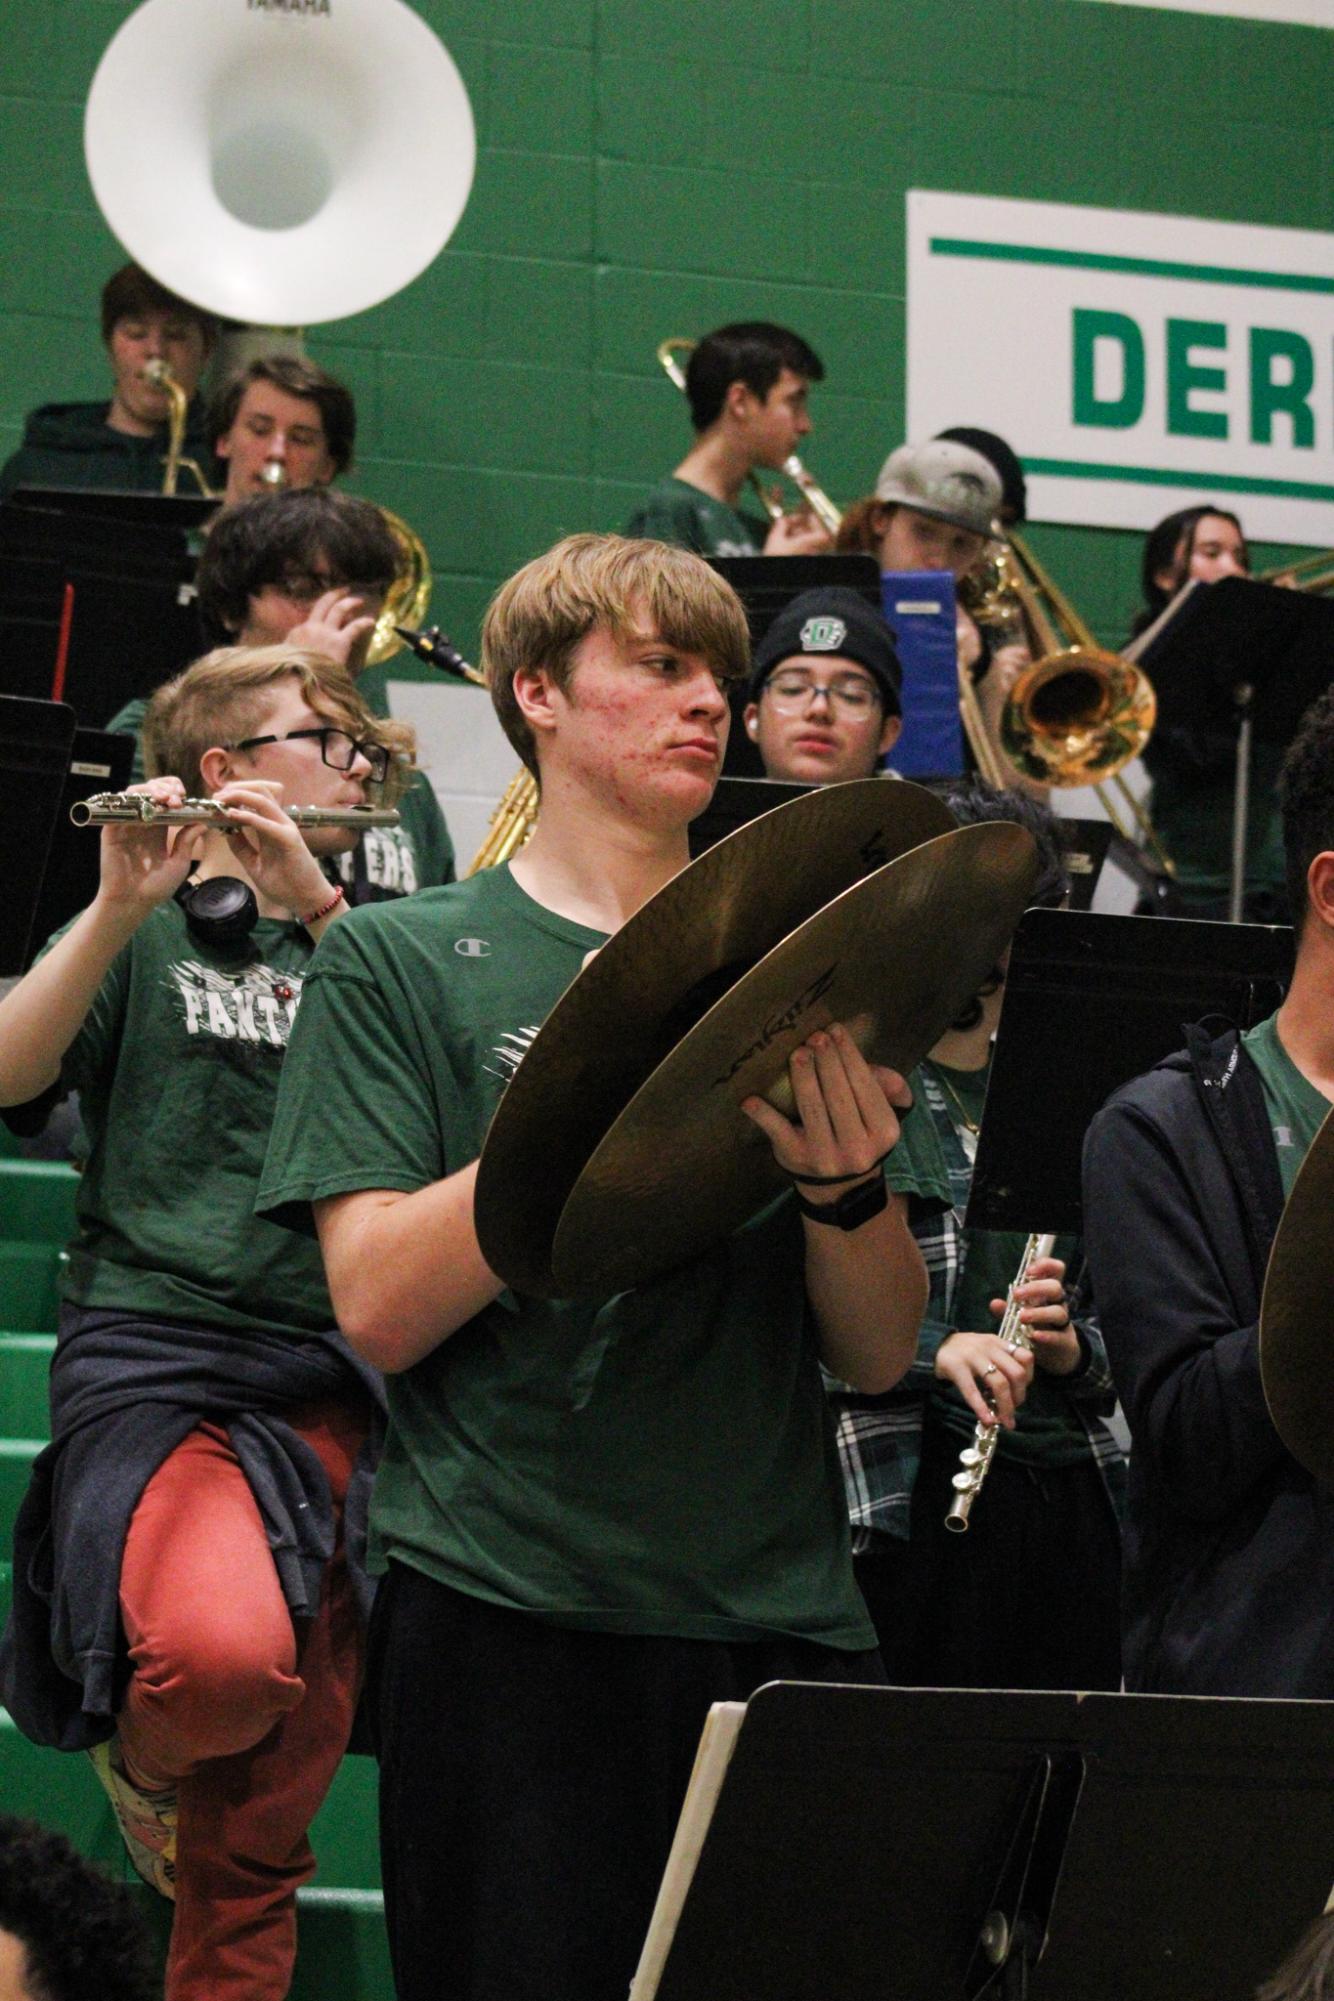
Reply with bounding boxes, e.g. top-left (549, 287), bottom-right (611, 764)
top-left (22, 725), bottom-right (136, 966)
top-left (0, 694), bottom-right (78, 976)
top-left (967, 906), bottom-right (1292, 1235)
top-left (632, 1681), bottom-right (1334, 2001)
top-left (708, 555), bottom-right (883, 777)
top-left (1130, 576), bottom-right (1334, 922)
top-left (688, 774), bottom-right (812, 856)
top-left (0, 487), bottom-right (206, 724)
